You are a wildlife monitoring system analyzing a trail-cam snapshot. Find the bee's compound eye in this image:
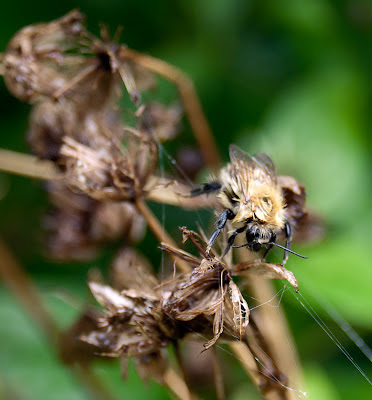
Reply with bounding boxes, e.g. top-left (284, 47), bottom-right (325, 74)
top-left (246, 230), bottom-right (255, 243)
top-left (253, 243), bottom-right (261, 252)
